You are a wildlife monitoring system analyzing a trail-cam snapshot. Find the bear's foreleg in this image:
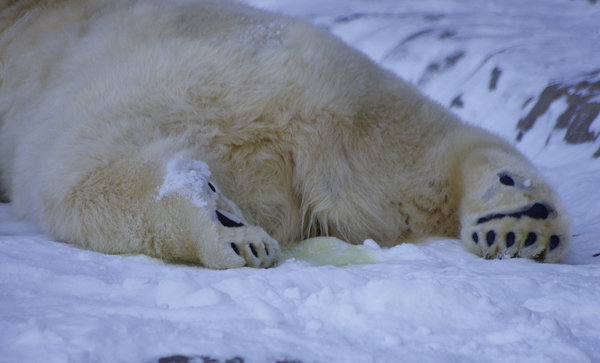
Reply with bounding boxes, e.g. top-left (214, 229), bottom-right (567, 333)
top-left (39, 144), bottom-right (279, 269)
